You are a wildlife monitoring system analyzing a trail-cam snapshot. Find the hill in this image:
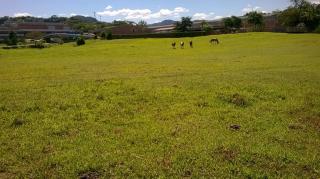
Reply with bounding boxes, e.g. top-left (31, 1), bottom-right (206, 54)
top-left (149, 19), bottom-right (177, 27)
